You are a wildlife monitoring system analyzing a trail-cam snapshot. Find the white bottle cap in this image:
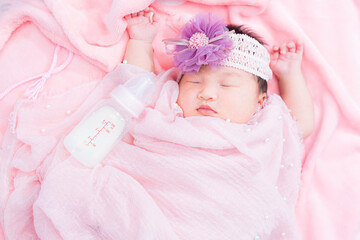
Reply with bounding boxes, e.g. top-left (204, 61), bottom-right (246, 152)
top-left (110, 74), bottom-right (155, 118)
